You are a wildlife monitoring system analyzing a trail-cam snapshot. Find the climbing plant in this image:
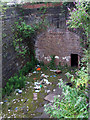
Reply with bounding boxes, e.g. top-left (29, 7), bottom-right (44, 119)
top-left (13, 16), bottom-right (48, 58)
